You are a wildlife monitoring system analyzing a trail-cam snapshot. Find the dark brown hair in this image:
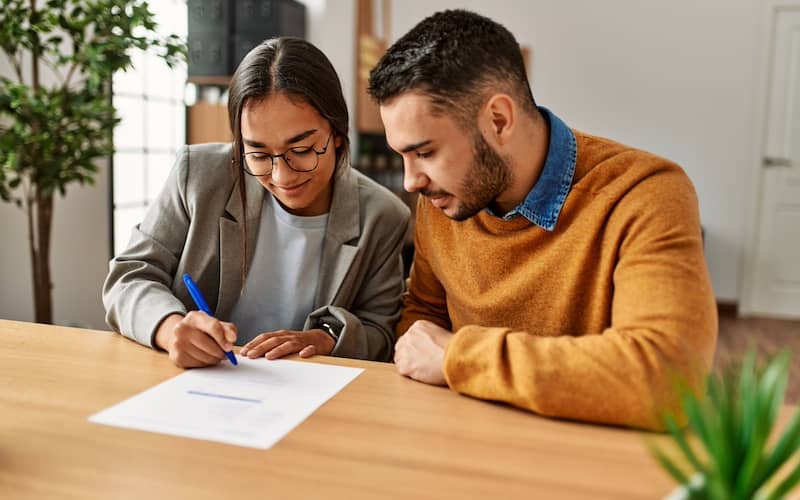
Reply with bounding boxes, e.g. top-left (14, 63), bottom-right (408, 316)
top-left (227, 37), bottom-right (350, 287)
top-left (368, 10), bottom-right (536, 129)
